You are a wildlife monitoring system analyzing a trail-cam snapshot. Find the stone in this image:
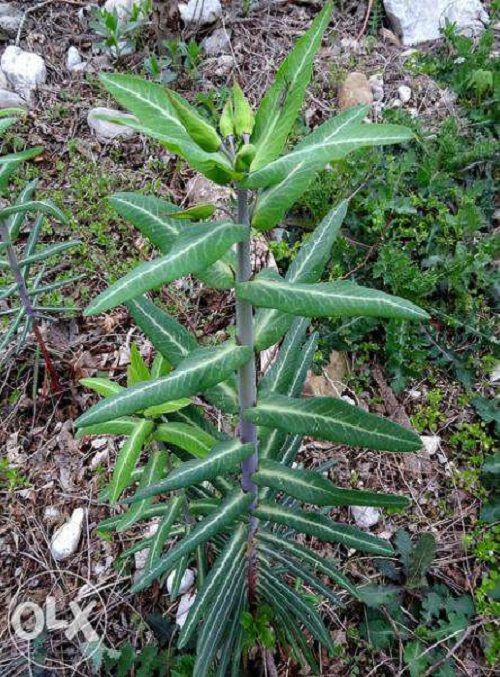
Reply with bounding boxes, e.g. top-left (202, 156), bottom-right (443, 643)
top-left (87, 106), bottom-right (136, 141)
top-left (383, 0), bottom-right (489, 46)
top-left (398, 84), bottom-right (412, 103)
top-left (43, 506), bottom-right (61, 526)
top-left (368, 73), bottom-right (384, 102)
top-left (338, 72), bottom-right (373, 110)
top-left (166, 568), bottom-right (195, 595)
top-left (179, 0), bottom-right (222, 26)
top-left (352, 506), bottom-right (381, 529)
top-left (421, 435), bottom-right (441, 456)
top-left (50, 508), bottom-right (85, 560)
top-left (104, 0), bottom-right (137, 23)
top-left (0, 67), bottom-right (8, 89)
top-left (185, 174), bottom-right (231, 208)
top-left (0, 88), bottom-right (26, 109)
top-left (304, 351), bottom-right (348, 398)
top-left (490, 362), bottom-right (500, 383)
top-left (0, 2), bottom-right (23, 37)
top-left (66, 46), bottom-right (82, 72)
top-left (176, 592), bottom-right (196, 628)
top-left (202, 27), bottom-right (231, 56)
top-left (214, 54), bottom-right (235, 76)
top-left (1, 46), bottom-right (46, 100)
